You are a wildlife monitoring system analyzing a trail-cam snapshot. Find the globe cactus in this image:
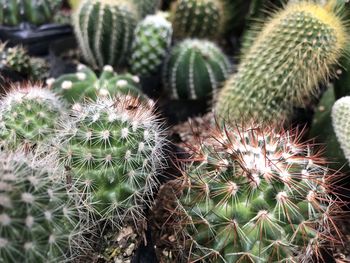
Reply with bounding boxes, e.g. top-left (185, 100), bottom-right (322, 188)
top-left (163, 39), bottom-right (231, 100)
top-left (215, 2), bottom-right (347, 125)
top-left (0, 151), bottom-right (82, 262)
top-left (0, 0), bottom-right (62, 26)
top-left (53, 95), bottom-right (167, 226)
top-left (73, 0), bottom-right (140, 70)
top-left (130, 14), bottom-right (173, 76)
top-left (169, 123), bottom-right (342, 262)
top-left (0, 86), bottom-right (64, 150)
top-left (49, 64), bottom-right (144, 105)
